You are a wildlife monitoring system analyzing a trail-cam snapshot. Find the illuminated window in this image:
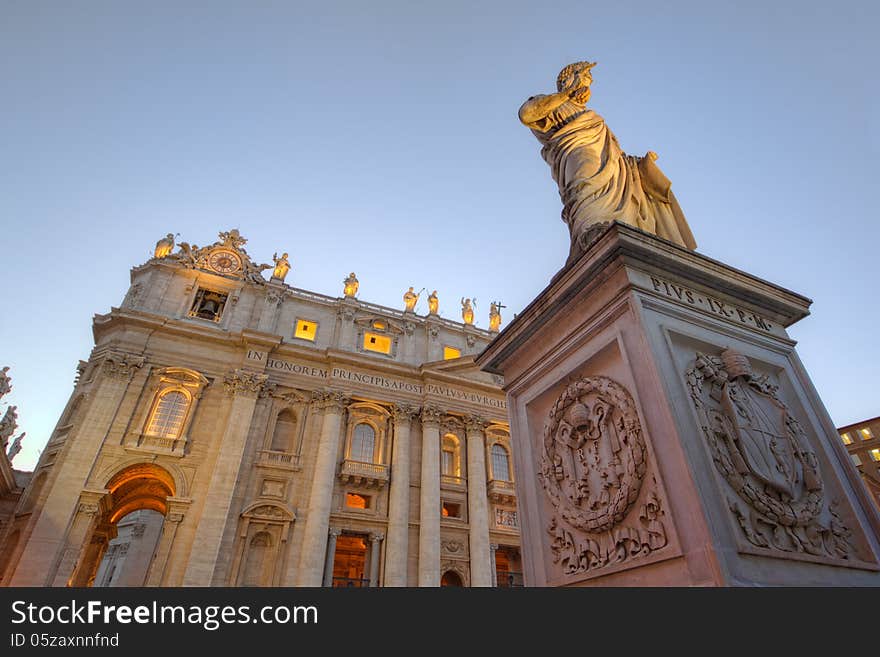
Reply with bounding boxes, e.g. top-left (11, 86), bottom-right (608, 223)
top-left (441, 434), bottom-right (460, 478)
top-left (870, 449), bottom-right (880, 462)
top-left (346, 493), bottom-right (371, 509)
top-left (850, 453), bottom-right (862, 466)
top-left (351, 423), bottom-right (376, 463)
top-left (188, 288), bottom-right (227, 322)
top-left (363, 332), bottom-right (391, 355)
top-left (146, 390), bottom-right (190, 439)
top-left (443, 346), bottom-right (461, 360)
top-left (859, 428), bottom-right (874, 441)
top-left (372, 321), bottom-right (386, 330)
top-left (441, 502), bottom-right (462, 519)
top-left (294, 319), bottom-right (317, 341)
top-left (840, 432), bottom-right (854, 445)
top-left (491, 444), bottom-right (511, 482)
